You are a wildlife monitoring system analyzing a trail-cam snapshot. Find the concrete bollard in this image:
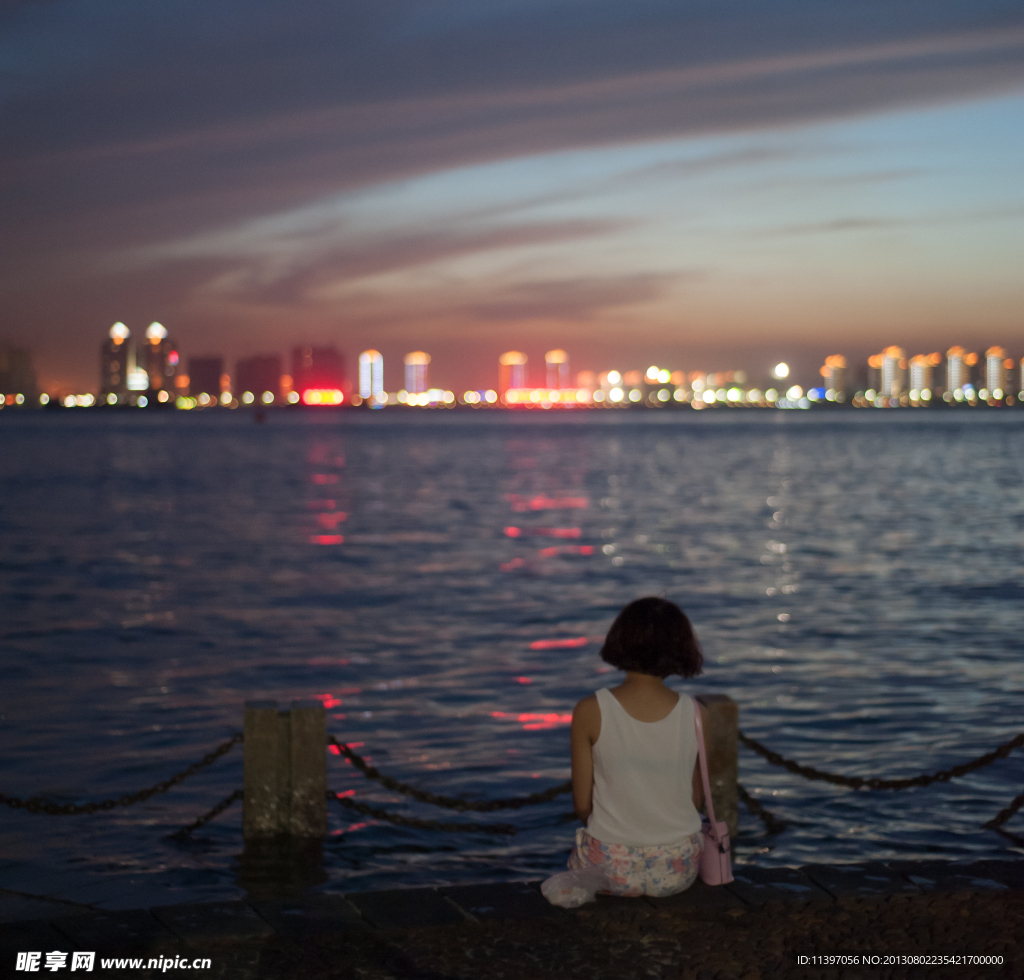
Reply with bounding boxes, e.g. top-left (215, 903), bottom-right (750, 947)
top-left (696, 694), bottom-right (738, 839)
top-left (243, 700), bottom-right (327, 839)
top-left (288, 700), bottom-right (328, 838)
